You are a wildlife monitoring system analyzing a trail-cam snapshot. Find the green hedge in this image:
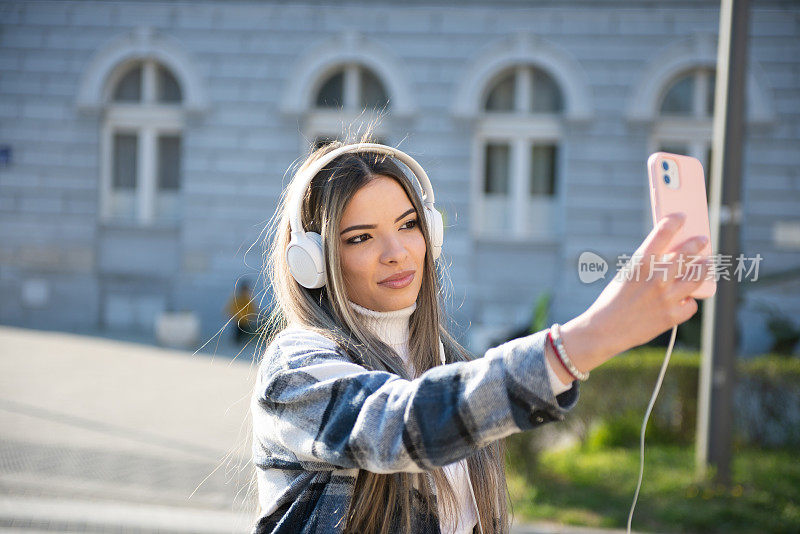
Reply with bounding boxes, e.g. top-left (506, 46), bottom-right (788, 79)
top-left (507, 349), bottom-right (800, 467)
top-left (735, 354), bottom-right (800, 448)
top-left (576, 348), bottom-right (702, 449)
